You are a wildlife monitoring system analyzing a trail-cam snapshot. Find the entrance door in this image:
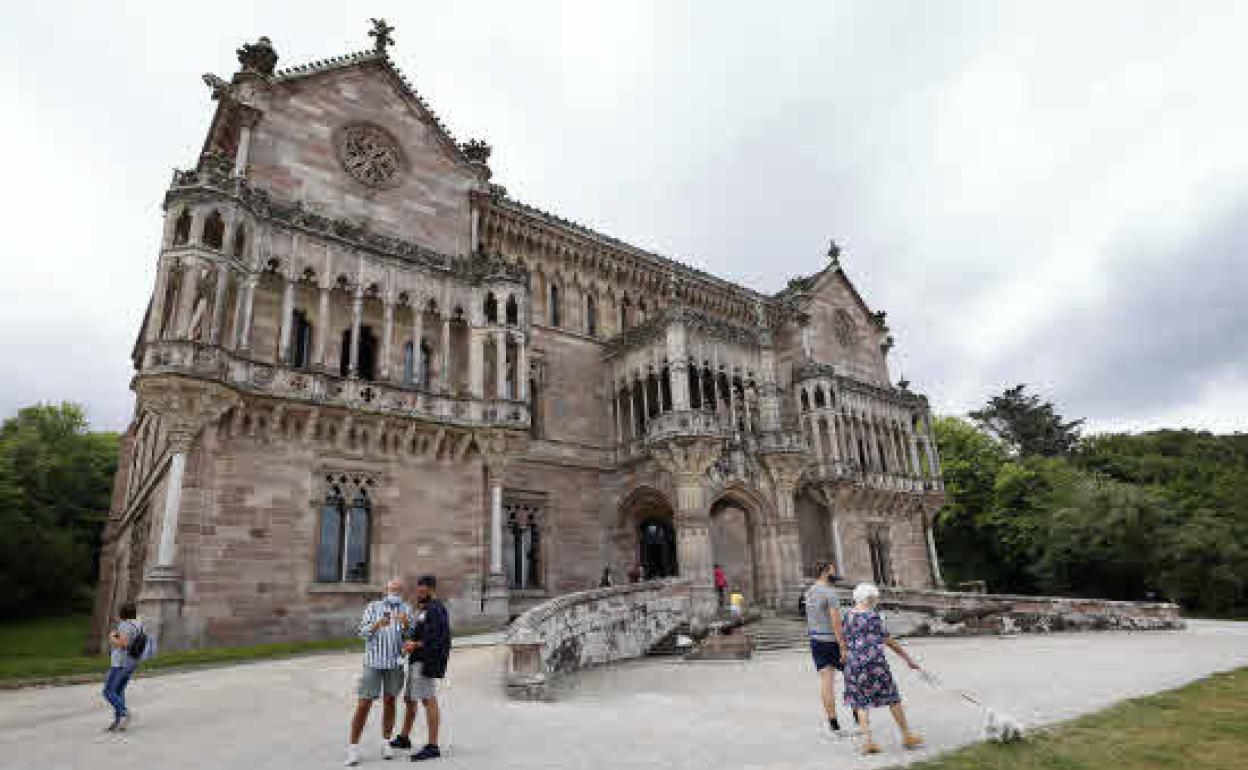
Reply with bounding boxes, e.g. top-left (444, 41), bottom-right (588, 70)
top-left (638, 518), bottom-right (678, 579)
